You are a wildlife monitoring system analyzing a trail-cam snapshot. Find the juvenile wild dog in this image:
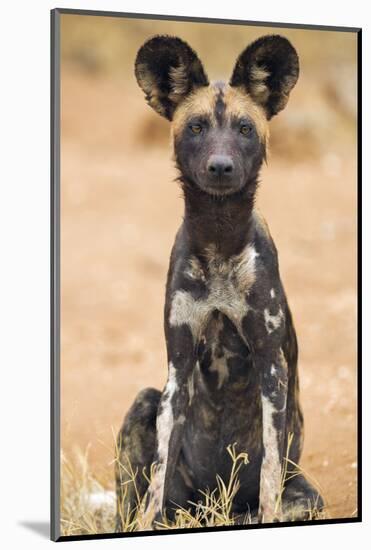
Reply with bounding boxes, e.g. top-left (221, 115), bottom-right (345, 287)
top-left (116, 34), bottom-right (323, 530)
